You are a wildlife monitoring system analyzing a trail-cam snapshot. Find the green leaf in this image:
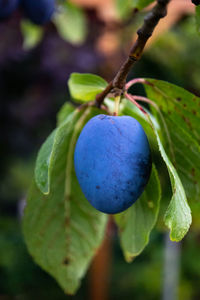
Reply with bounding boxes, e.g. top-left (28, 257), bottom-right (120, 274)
top-left (21, 20), bottom-right (44, 50)
top-left (57, 102), bottom-right (75, 126)
top-left (115, 165), bottom-right (161, 262)
top-left (150, 117), bottom-right (191, 241)
top-left (116, 0), bottom-right (154, 18)
top-left (23, 107), bottom-right (108, 294)
top-left (196, 6), bottom-right (200, 35)
top-left (134, 93), bottom-right (192, 241)
top-left (144, 79), bottom-right (200, 203)
top-left (132, 0), bottom-right (154, 9)
top-left (53, 2), bottom-right (87, 45)
top-left (35, 129), bottom-right (57, 194)
top-left (35, 108), bottom-right (76, 195)
top-left (115, 0), bottom-right (133, 19)
top-left (68, 73), bottom-right (108, 102)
